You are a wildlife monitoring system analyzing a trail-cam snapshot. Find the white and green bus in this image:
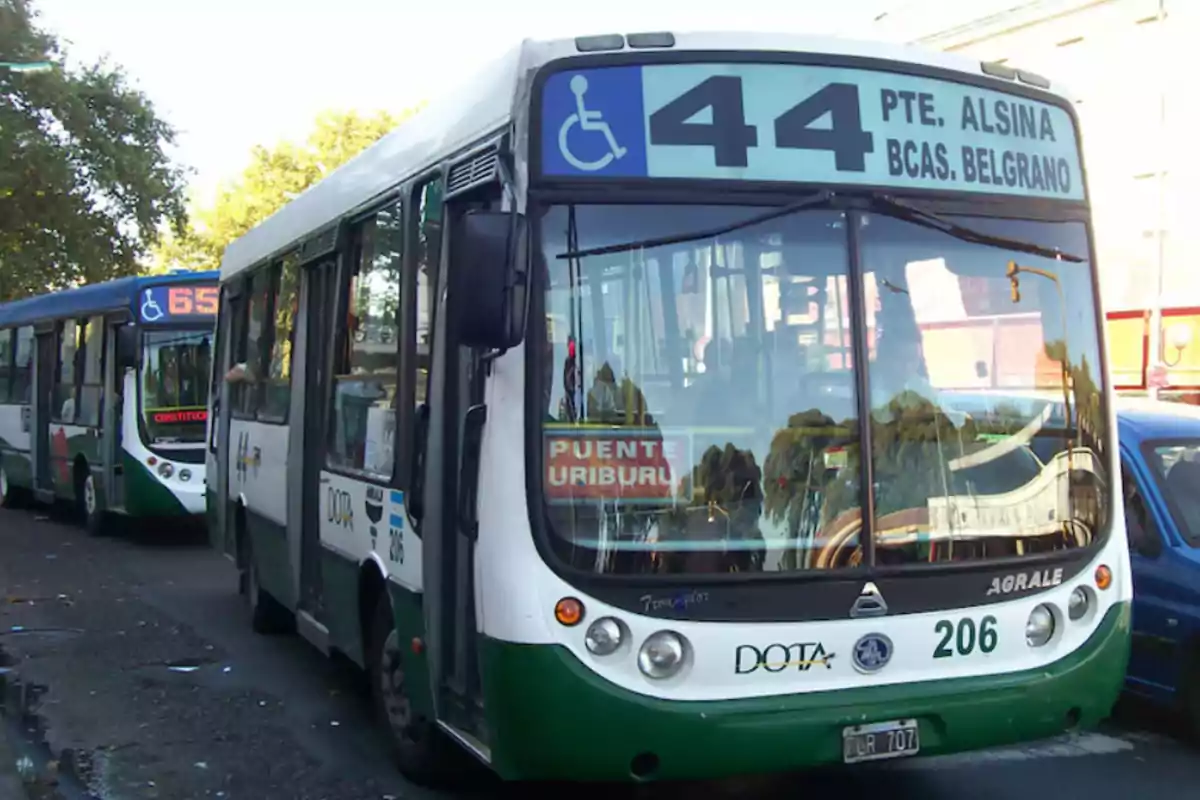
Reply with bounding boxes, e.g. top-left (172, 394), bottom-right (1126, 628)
top-left (0, 271), bottom-right (218, 532)
top-left (207, 32), bottom-right (1129, 784)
